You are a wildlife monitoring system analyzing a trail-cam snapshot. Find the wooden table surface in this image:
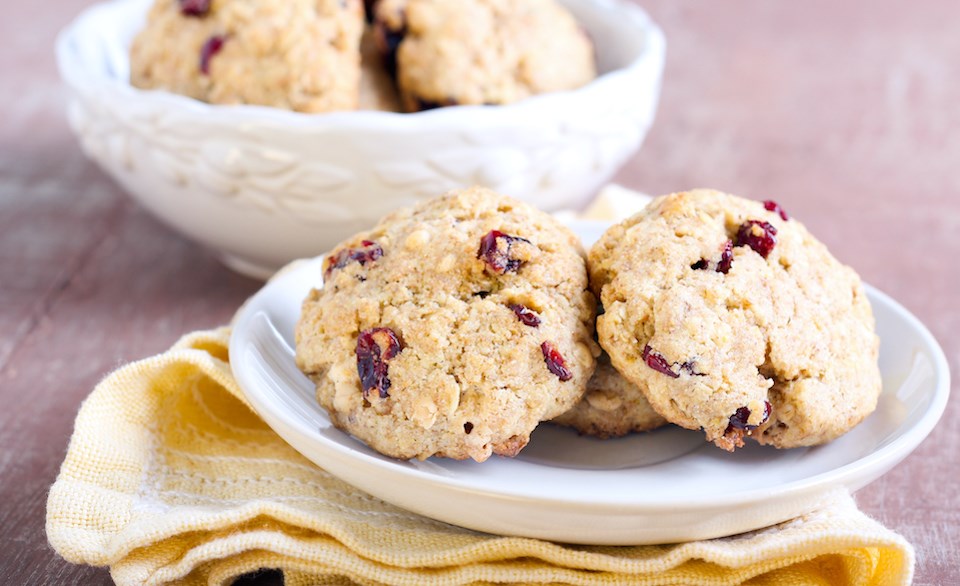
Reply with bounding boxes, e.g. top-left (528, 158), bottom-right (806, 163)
top-left (2, 0), bottom-right (957, 584)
